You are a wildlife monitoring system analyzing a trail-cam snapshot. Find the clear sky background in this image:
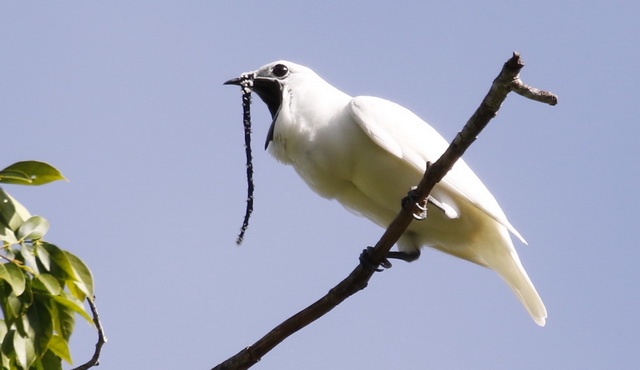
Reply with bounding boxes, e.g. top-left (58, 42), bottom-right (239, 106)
top-left (1, 1), bottom-right (638, 369)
